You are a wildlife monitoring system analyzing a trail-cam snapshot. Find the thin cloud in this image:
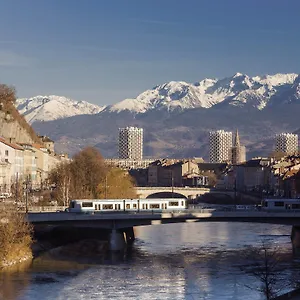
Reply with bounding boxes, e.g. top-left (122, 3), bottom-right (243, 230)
top-left (0, 40), bottom-right (22, 45)
top-left (0, 50), bottom-right (34, 67)
top-left (73, 45), bottom-right (143, 54)
top-left (130, 18), bottom-right (179, 25)
top-left (257, 29), bottom-right (287, 35)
